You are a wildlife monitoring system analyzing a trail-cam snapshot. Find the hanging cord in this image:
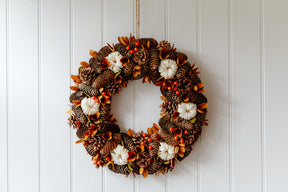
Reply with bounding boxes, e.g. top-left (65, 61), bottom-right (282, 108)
top-left (136, 0), bottom-right (140, 38)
